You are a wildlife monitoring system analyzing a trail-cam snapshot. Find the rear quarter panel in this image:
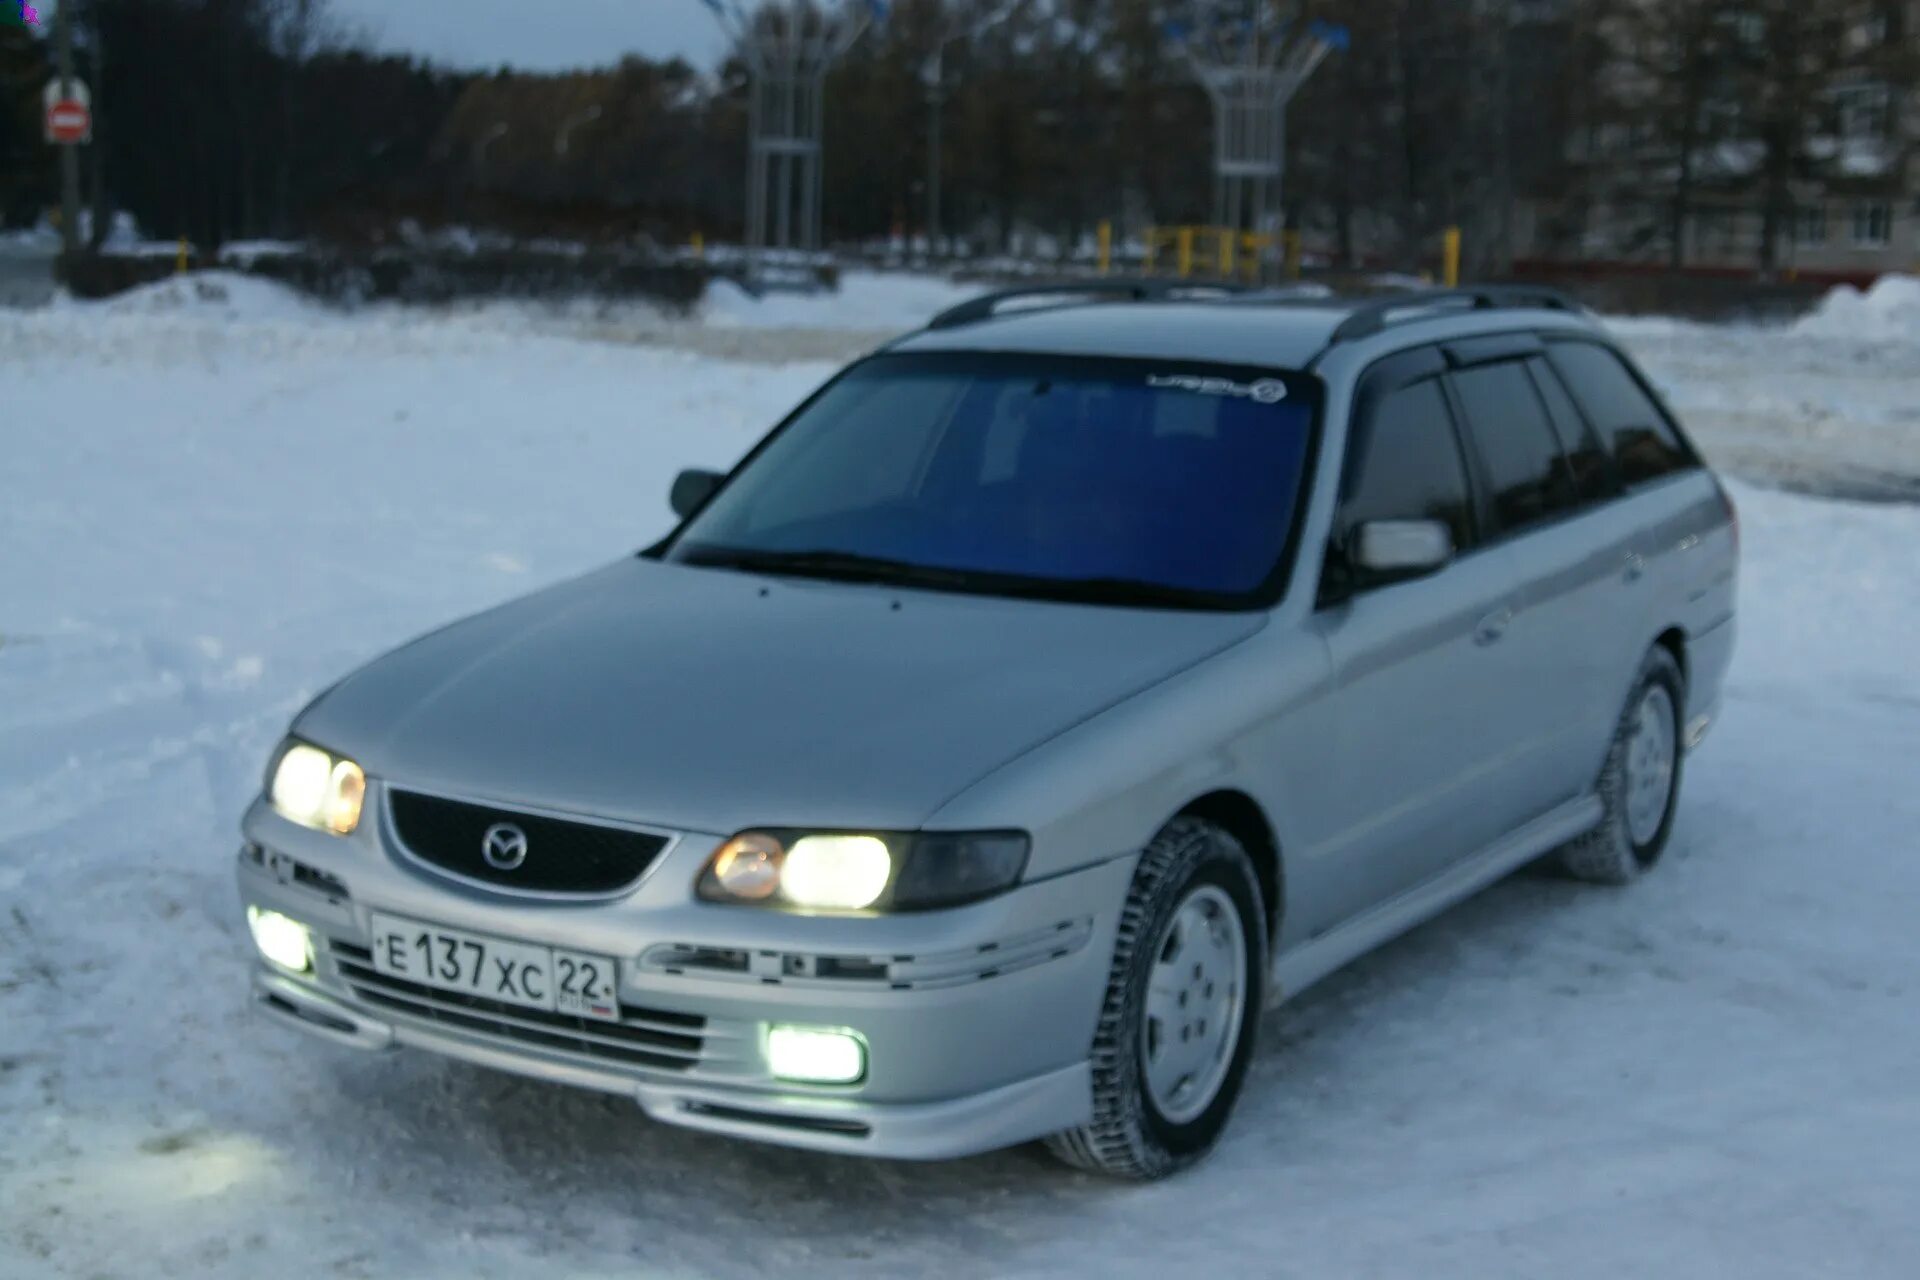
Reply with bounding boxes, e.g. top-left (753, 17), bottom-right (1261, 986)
top-left (1628, 471), bottom-right (1739, 726)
